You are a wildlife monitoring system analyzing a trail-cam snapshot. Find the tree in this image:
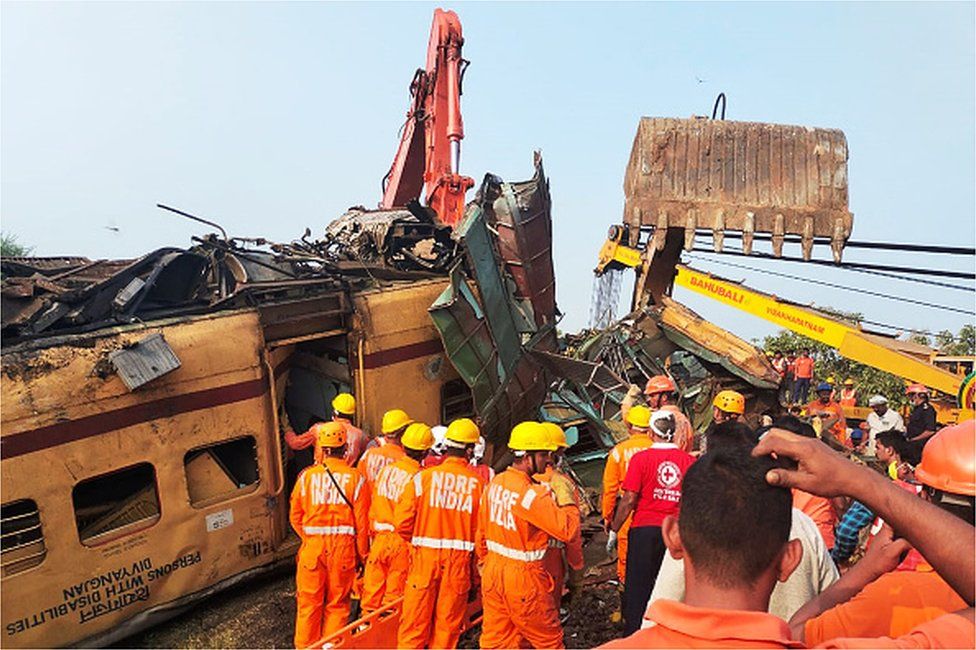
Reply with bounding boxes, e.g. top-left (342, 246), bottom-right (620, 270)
top-left (760, 329), bottom-right (910, 407)
top-left (934, 325), bottom-right (975, 356)
top-left (1, 232), bottom-right (32, 257)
